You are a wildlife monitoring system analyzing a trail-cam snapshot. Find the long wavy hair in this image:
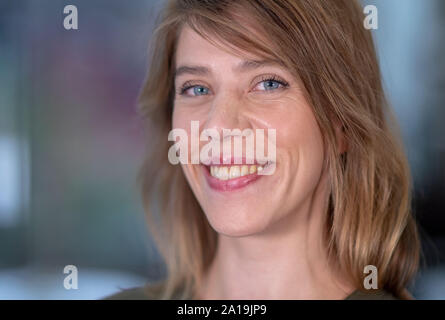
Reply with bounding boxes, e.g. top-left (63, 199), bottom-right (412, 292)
top-left (138, 0), bottom-right (420, 299)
